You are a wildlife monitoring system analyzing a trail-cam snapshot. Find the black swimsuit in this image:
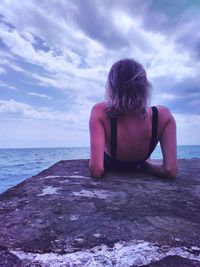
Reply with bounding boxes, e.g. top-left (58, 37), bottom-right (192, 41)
top-left (104, 106), bottom-right (158, 171)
